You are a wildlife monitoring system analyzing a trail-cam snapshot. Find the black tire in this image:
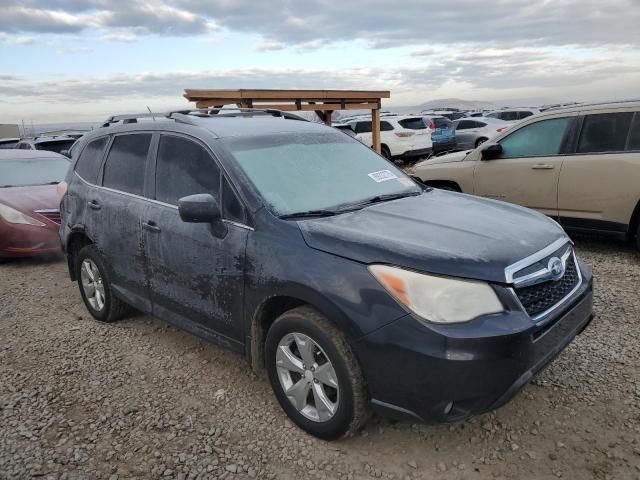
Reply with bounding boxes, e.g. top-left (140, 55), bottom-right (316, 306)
top-left (381, 145), bottom-right (391, 160)
top-left (475, 137), bottom-right (488, 148)
top-left (265, 306), bottom-right (370, 440)
top-left (75, 245), bottom-right (131, 323)
top-left (636, 223), bottom-right (640, 251)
